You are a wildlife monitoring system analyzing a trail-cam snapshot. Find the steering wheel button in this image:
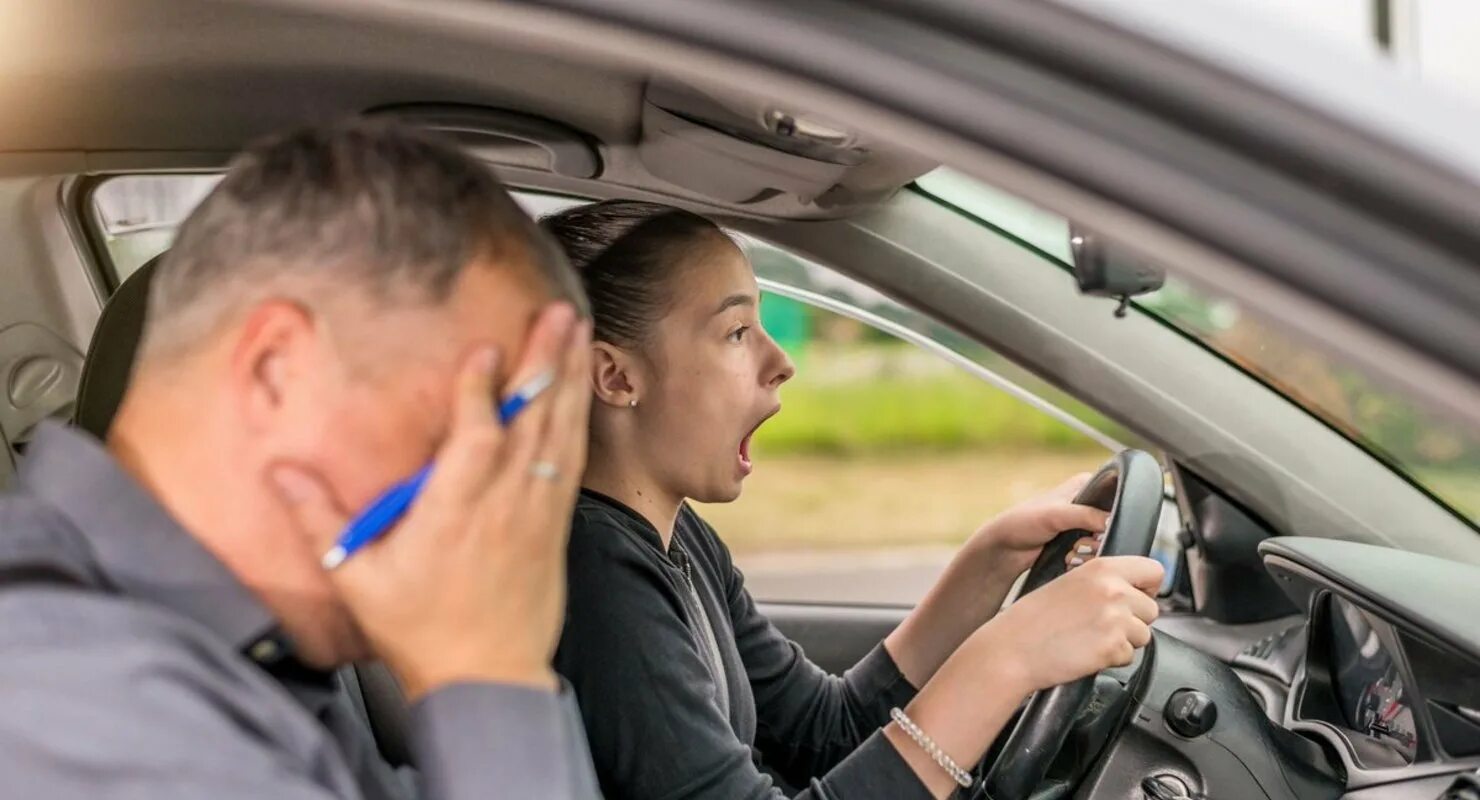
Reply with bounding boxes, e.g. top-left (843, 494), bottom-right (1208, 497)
top-left (1164, 688), bottom-right (1217, 738)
